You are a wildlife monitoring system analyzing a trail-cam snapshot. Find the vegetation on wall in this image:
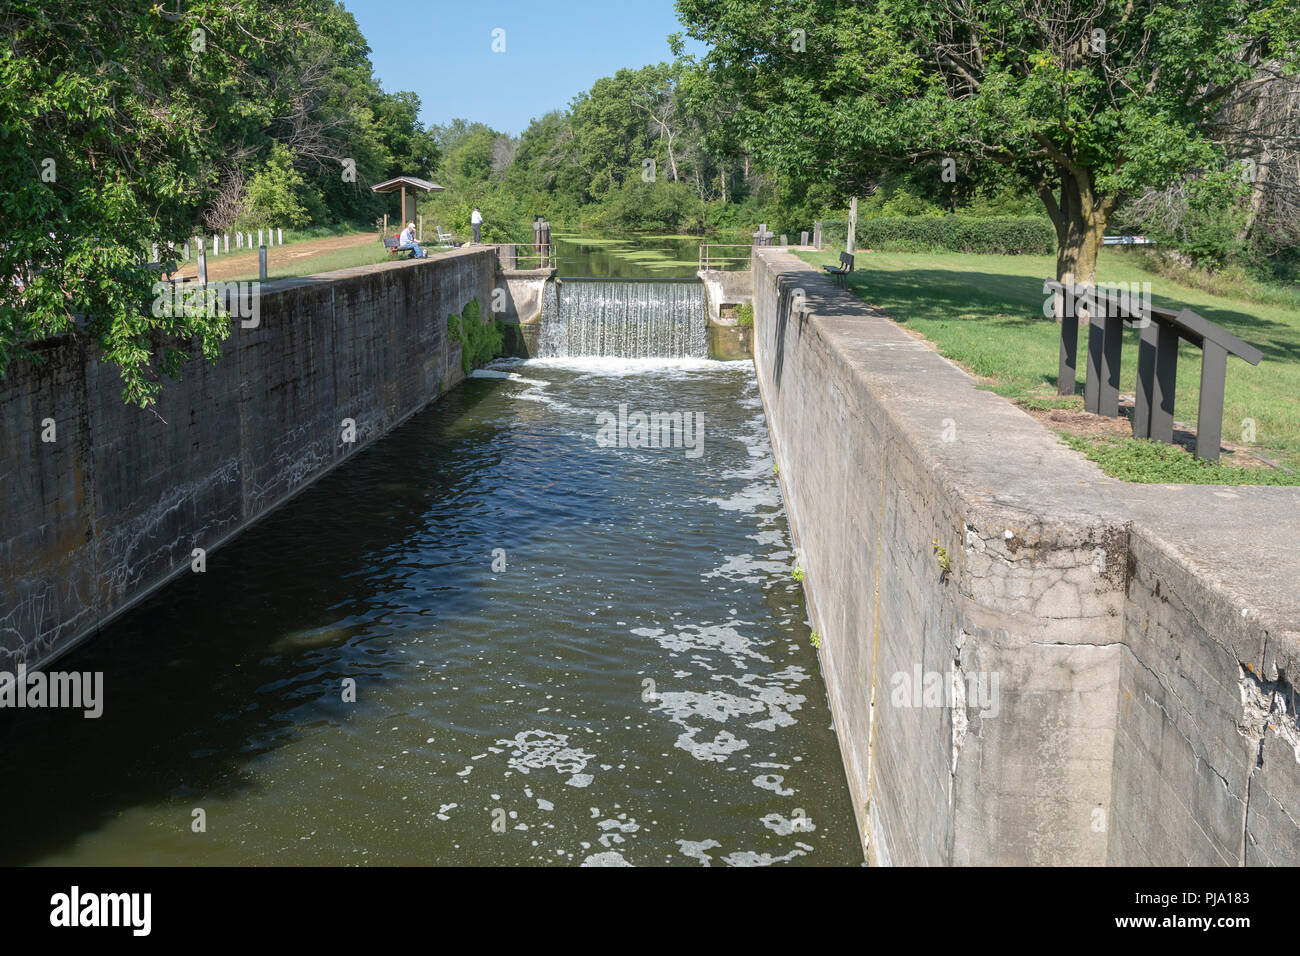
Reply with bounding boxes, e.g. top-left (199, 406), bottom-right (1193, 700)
top-left (447, 298), bottom-right (503, 374)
